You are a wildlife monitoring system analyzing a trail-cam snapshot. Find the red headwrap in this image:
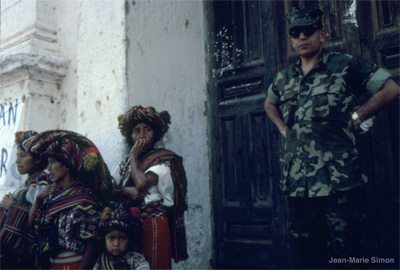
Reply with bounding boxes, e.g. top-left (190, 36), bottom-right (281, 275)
top-left (14, 130), bottom-right (38, 146)
top-left (117, 106), bottom-right (170, 141)
top-left (22, 130), bottom-right (113, 204)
